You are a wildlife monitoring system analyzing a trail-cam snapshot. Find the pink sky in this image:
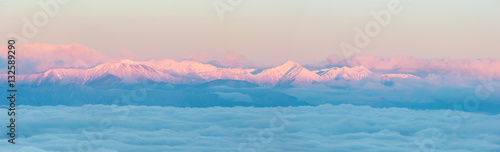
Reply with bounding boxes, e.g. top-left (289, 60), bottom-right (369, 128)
top-left (1, 0), bottom-right (499, 66)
